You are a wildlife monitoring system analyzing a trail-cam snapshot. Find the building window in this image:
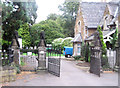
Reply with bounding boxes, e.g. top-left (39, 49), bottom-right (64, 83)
top-left (77, 44), bottom-right (81, 54)
top-left (78, 21), bottom-right (81, 25)
top-left (78, 21), bottom-right (81, 32)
